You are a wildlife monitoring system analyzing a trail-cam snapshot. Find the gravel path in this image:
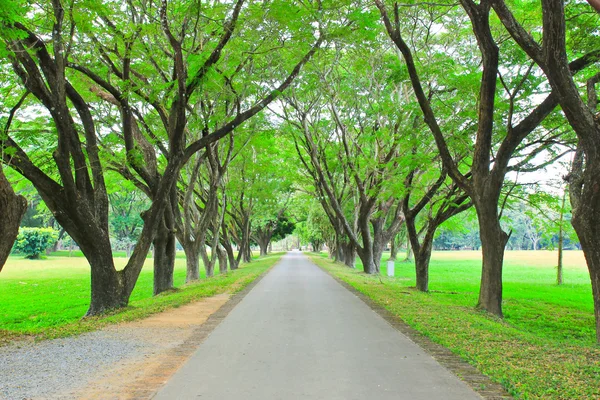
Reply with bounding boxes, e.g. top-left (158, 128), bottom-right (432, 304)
top-left (0, 294), bottom-right (231, 400)
top-left (0, 331), bottom-right (152, 399)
